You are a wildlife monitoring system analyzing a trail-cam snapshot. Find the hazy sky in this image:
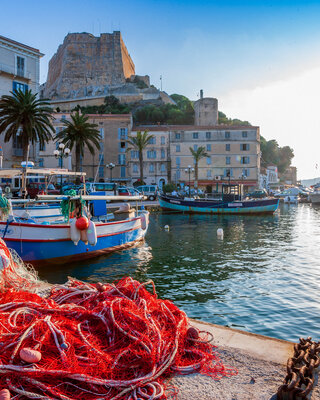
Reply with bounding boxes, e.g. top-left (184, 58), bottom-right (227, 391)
top-left (2, 0), bottom-right (320, 179)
